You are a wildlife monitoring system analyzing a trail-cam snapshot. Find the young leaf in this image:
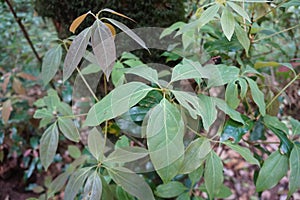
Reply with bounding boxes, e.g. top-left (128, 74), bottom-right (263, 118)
top-left (103, 18), bottom-right (148, 51)
top-left (235, 24), bottom-right (250, 56)
top-left (227, 1), bottom-right (251, 22)
top-left (63, 27), bottom-right (92, 82)
top-left (179, 138), bottom-right (211, 174)
top-left (289, 144), bottom-right (300, 195)
top-left (84, 82), bottom-right (153, 126)
top-left (198, 4), bottom-right (220, 28)
top-left (155, 181), bottom-right (188, 198)
top-left (104, 146), bottom-right (148, 164)
top-left (225, 80), bottom-right (240, 109)
top-left (160, 21), bottom-right (186, 39)
top-left (42, 45), bottom-right (62, 86)
top-left (224, 142), bottom-right (260, 166)
top-left (204, 151), bottom-right (224, 199)
top-left (244, 77), bottom-right (266, 116)
top-left (40, 123), bottom-right (59, 170)
top-left (147, 98), bottom-right (184, 183)
top-left (64, 167), bottom-right (92, 200)
top-left (108, 167), bottom-right (155, 200)
top-left (83, 171), bottom-right (102, 200)
top-left (124, 66), bottom-right (159, 85)
top-left (58, 118), bottom-right (80, 142)
top-left (91, 20), bottom-right (116, 79)
top-left (221, 7), bottom-right (235, 41)
top-left (104, 22), bottom-right (116, 36)
top-left (69, 11), bottom-right (90, 33)
top-left (88, 128), bottom-right (105, 161)
top-left (256, 151), bottom-right (288, 192)
top-left (170, 58), bottom-right (209, 83)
